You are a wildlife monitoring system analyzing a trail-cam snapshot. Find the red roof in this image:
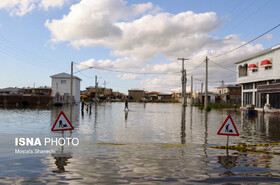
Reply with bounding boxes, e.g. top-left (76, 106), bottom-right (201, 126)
top-left (248, 64), bottom-right (257, 69)
top-left (260, 60), bottom-right (272, 67)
